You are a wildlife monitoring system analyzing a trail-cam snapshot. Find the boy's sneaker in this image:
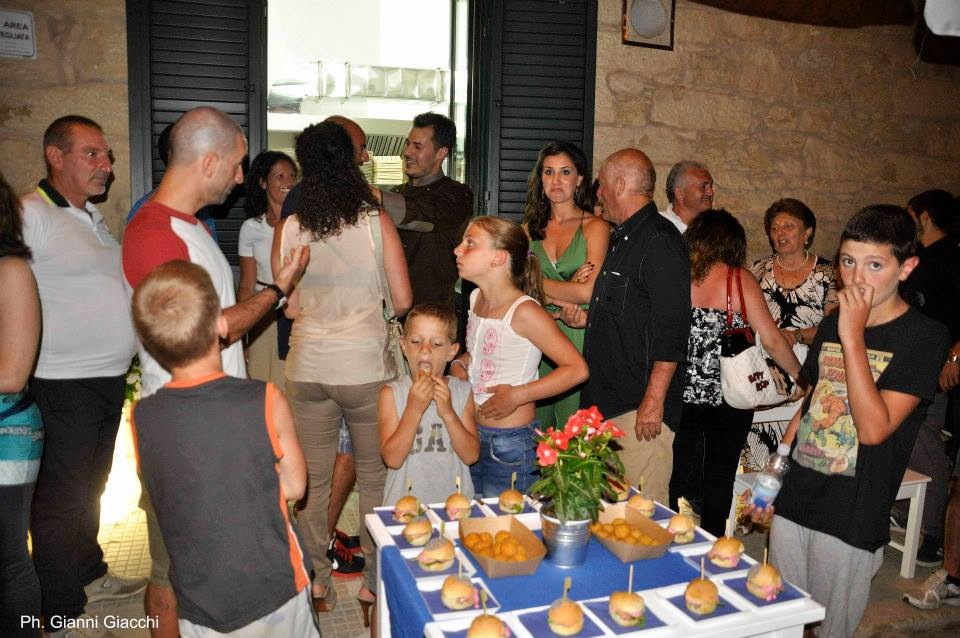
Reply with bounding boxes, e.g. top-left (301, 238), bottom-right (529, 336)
top-left (915, 537), bottom-right (944, 568)
top-left (904, 569), bottom-right (960, 609)
top-left (333, 528), bottom-right (361, 550)
top-left (84, 572), bottom-right (147, 603)
top-left (328, 538), bottom-right (364, 575)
